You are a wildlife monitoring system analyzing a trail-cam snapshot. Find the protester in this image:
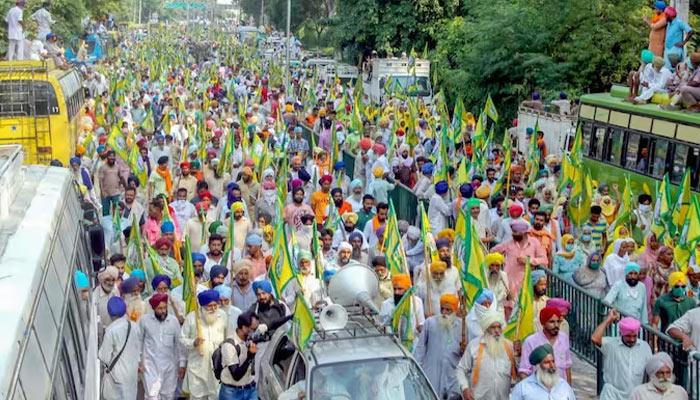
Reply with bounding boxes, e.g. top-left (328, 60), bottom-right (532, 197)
top-left (519, 307), bottom-right (572, 383)
top-left (511, 344), bottom-right (576, 399)
top-left (604, 262), bottom-right (649, 324)
top-left (629, 352), bottom-right (688, 399)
